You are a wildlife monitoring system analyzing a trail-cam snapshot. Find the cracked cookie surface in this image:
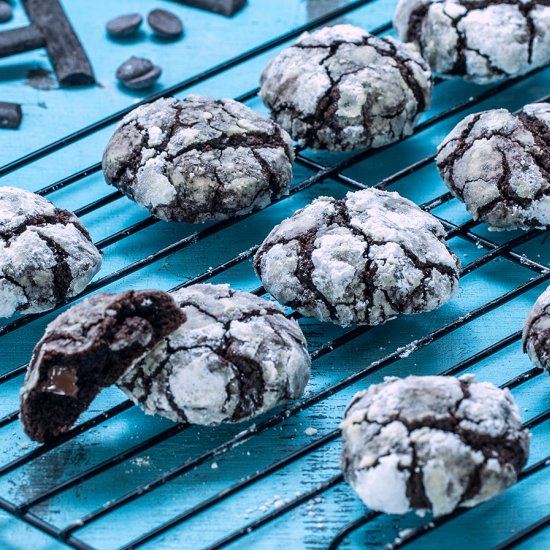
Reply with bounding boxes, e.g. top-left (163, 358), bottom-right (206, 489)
top-left (20, 290), bottom-right (185, 442)
top-left (394, 0), bottom-right (550, 84)
top-left (340, 374), bottom-right (530, 516)
top-left (259, 24), bottom-right (432, 151)
top-left (102, 94), bottom-right (294, 223)
top-left (254, 188), bottom-right (460, 327)
top-left (437, 103), bottom-right (550, 230)
top-left (0, 187), bottom-right (102, 319)
top-left (523, 284), bottom-right (550, 374)
top-left (118, 284), bottom-right (311, 425)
